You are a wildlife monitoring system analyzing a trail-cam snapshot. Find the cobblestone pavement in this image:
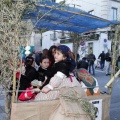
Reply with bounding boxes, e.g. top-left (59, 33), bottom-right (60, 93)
top-left (0, 69), bottom-right (120, 120)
